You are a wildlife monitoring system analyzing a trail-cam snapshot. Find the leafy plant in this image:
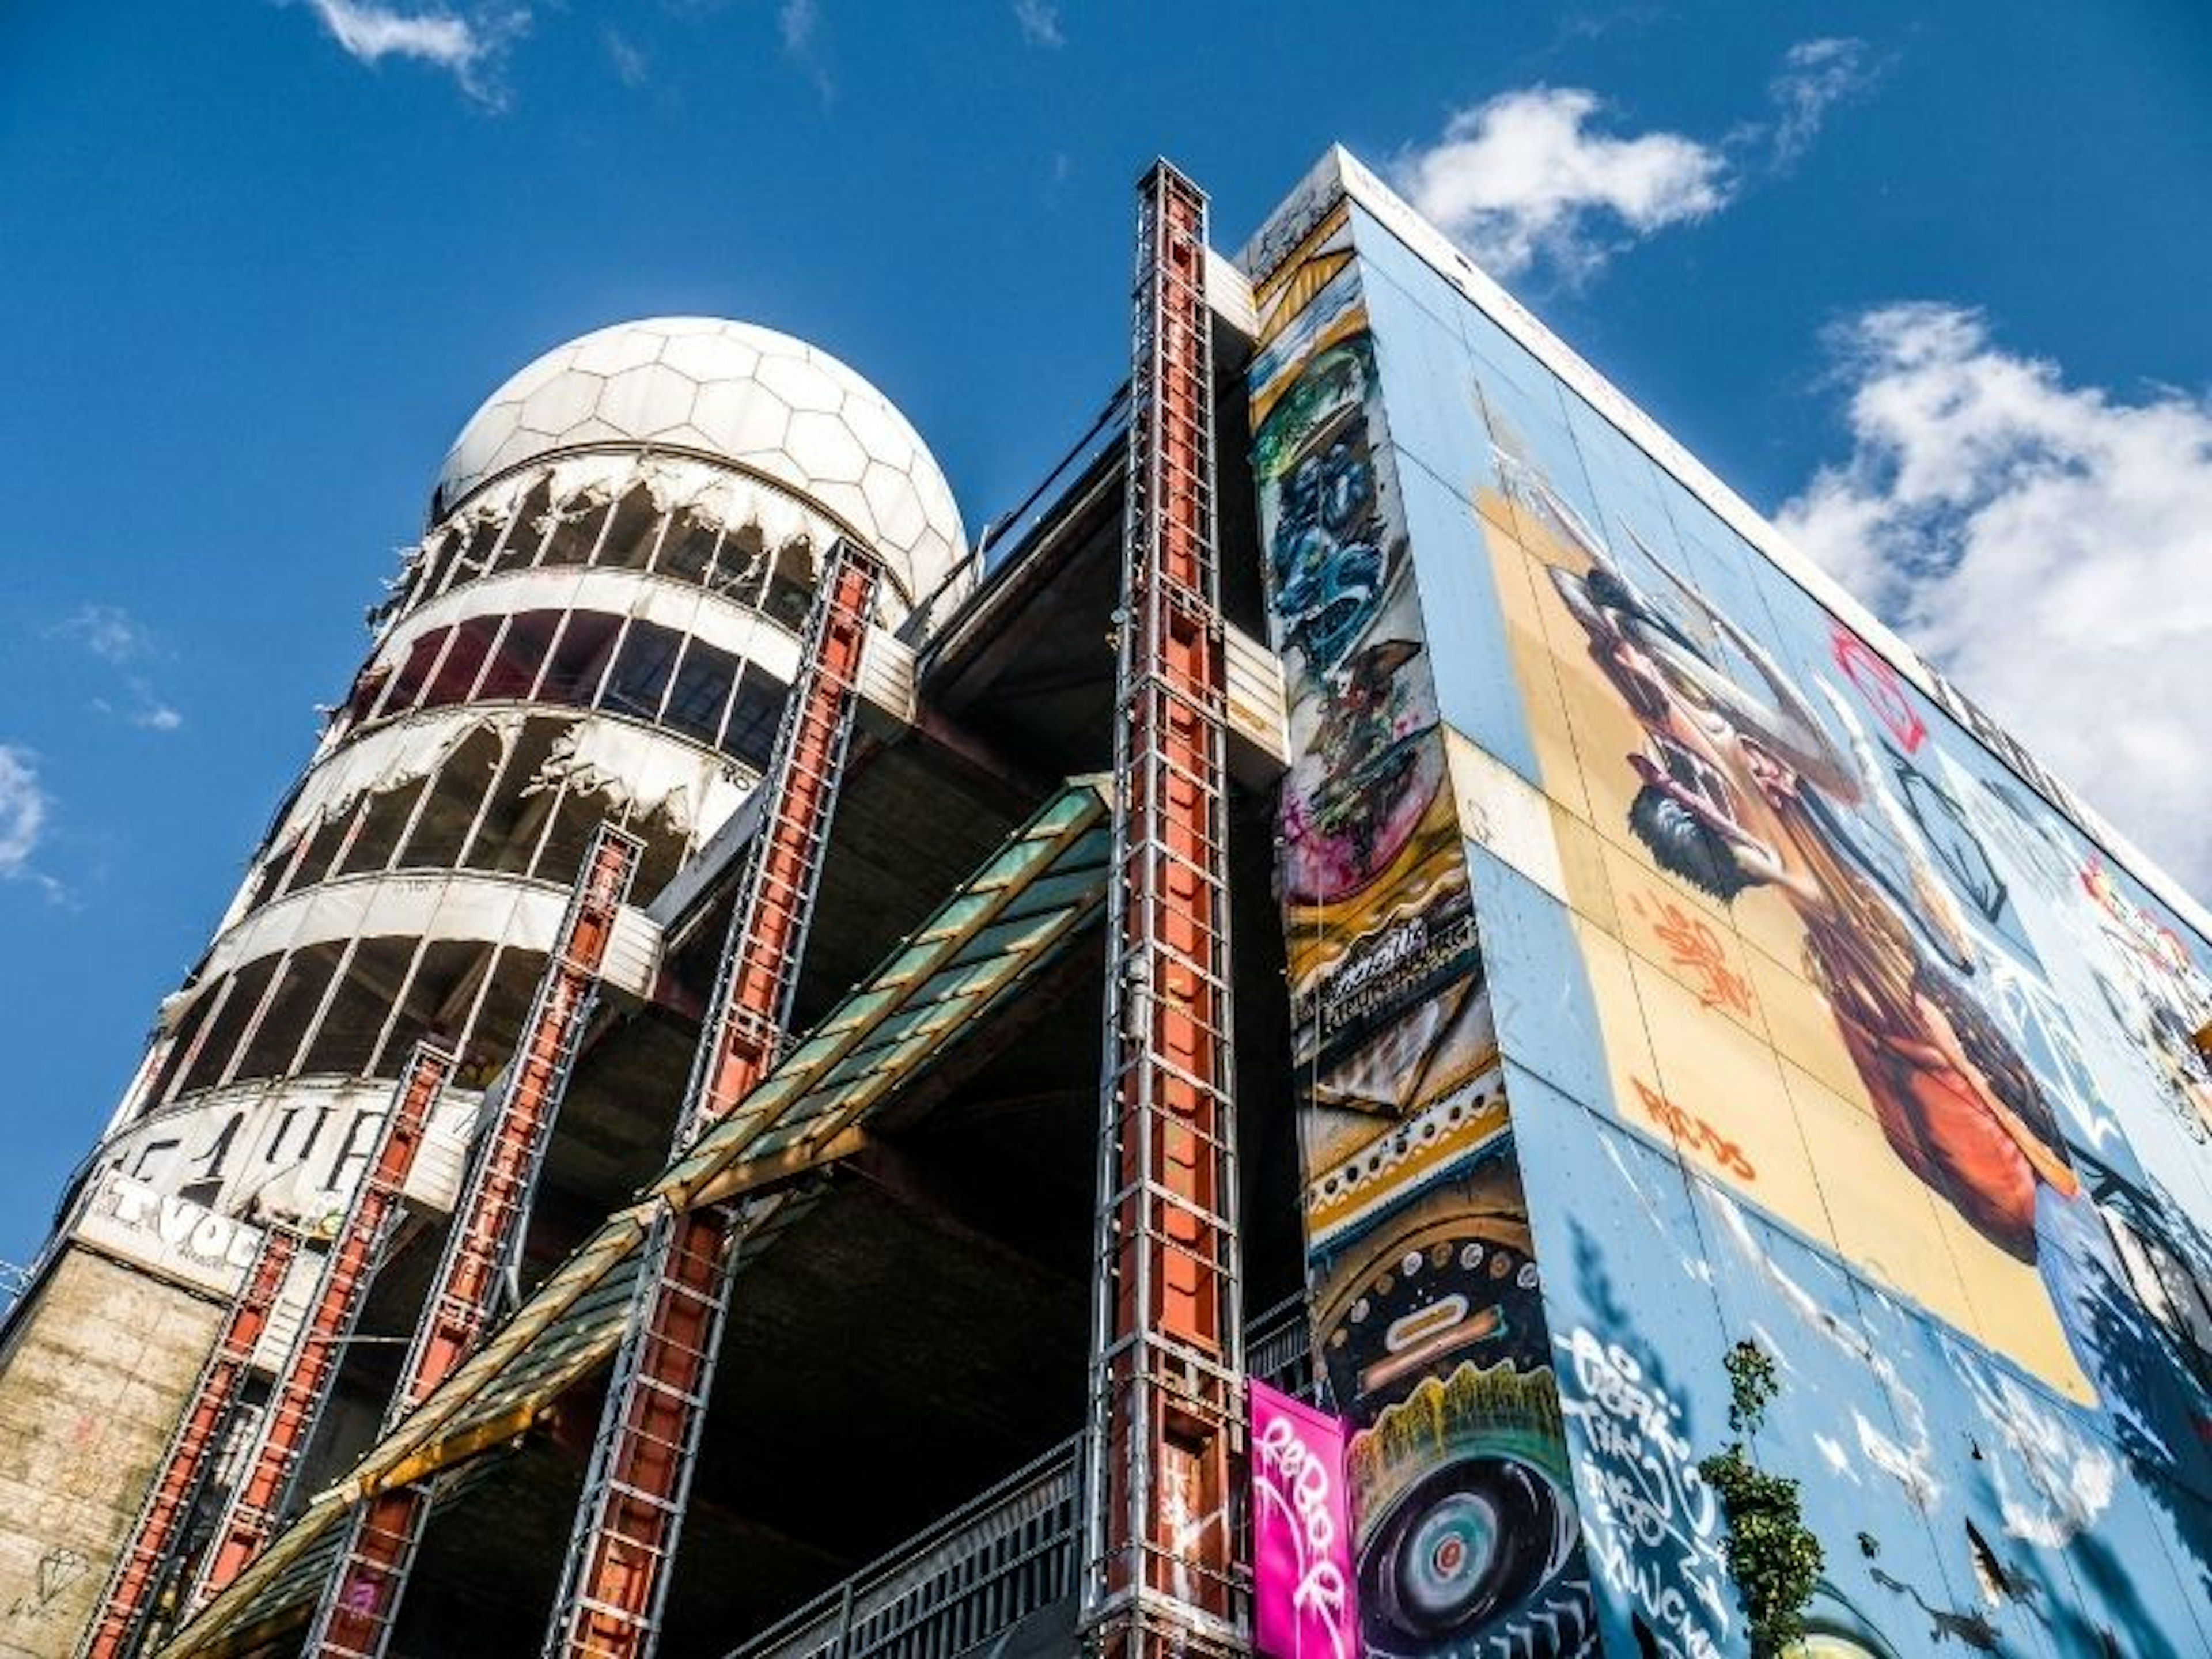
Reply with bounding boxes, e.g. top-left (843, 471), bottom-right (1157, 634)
top-left (1698, 1339), bottom-right (1824, 1659)
top-left (1722, 1337), bottom-right (1780, 1433)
